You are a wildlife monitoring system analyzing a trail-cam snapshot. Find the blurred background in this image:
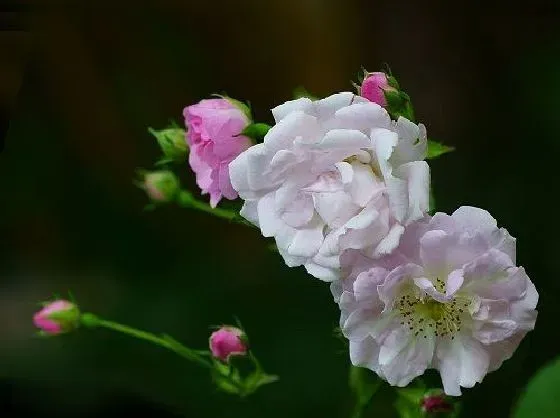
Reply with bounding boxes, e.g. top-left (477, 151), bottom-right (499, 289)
top-left (1, 2), bottom-right (560, 417)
